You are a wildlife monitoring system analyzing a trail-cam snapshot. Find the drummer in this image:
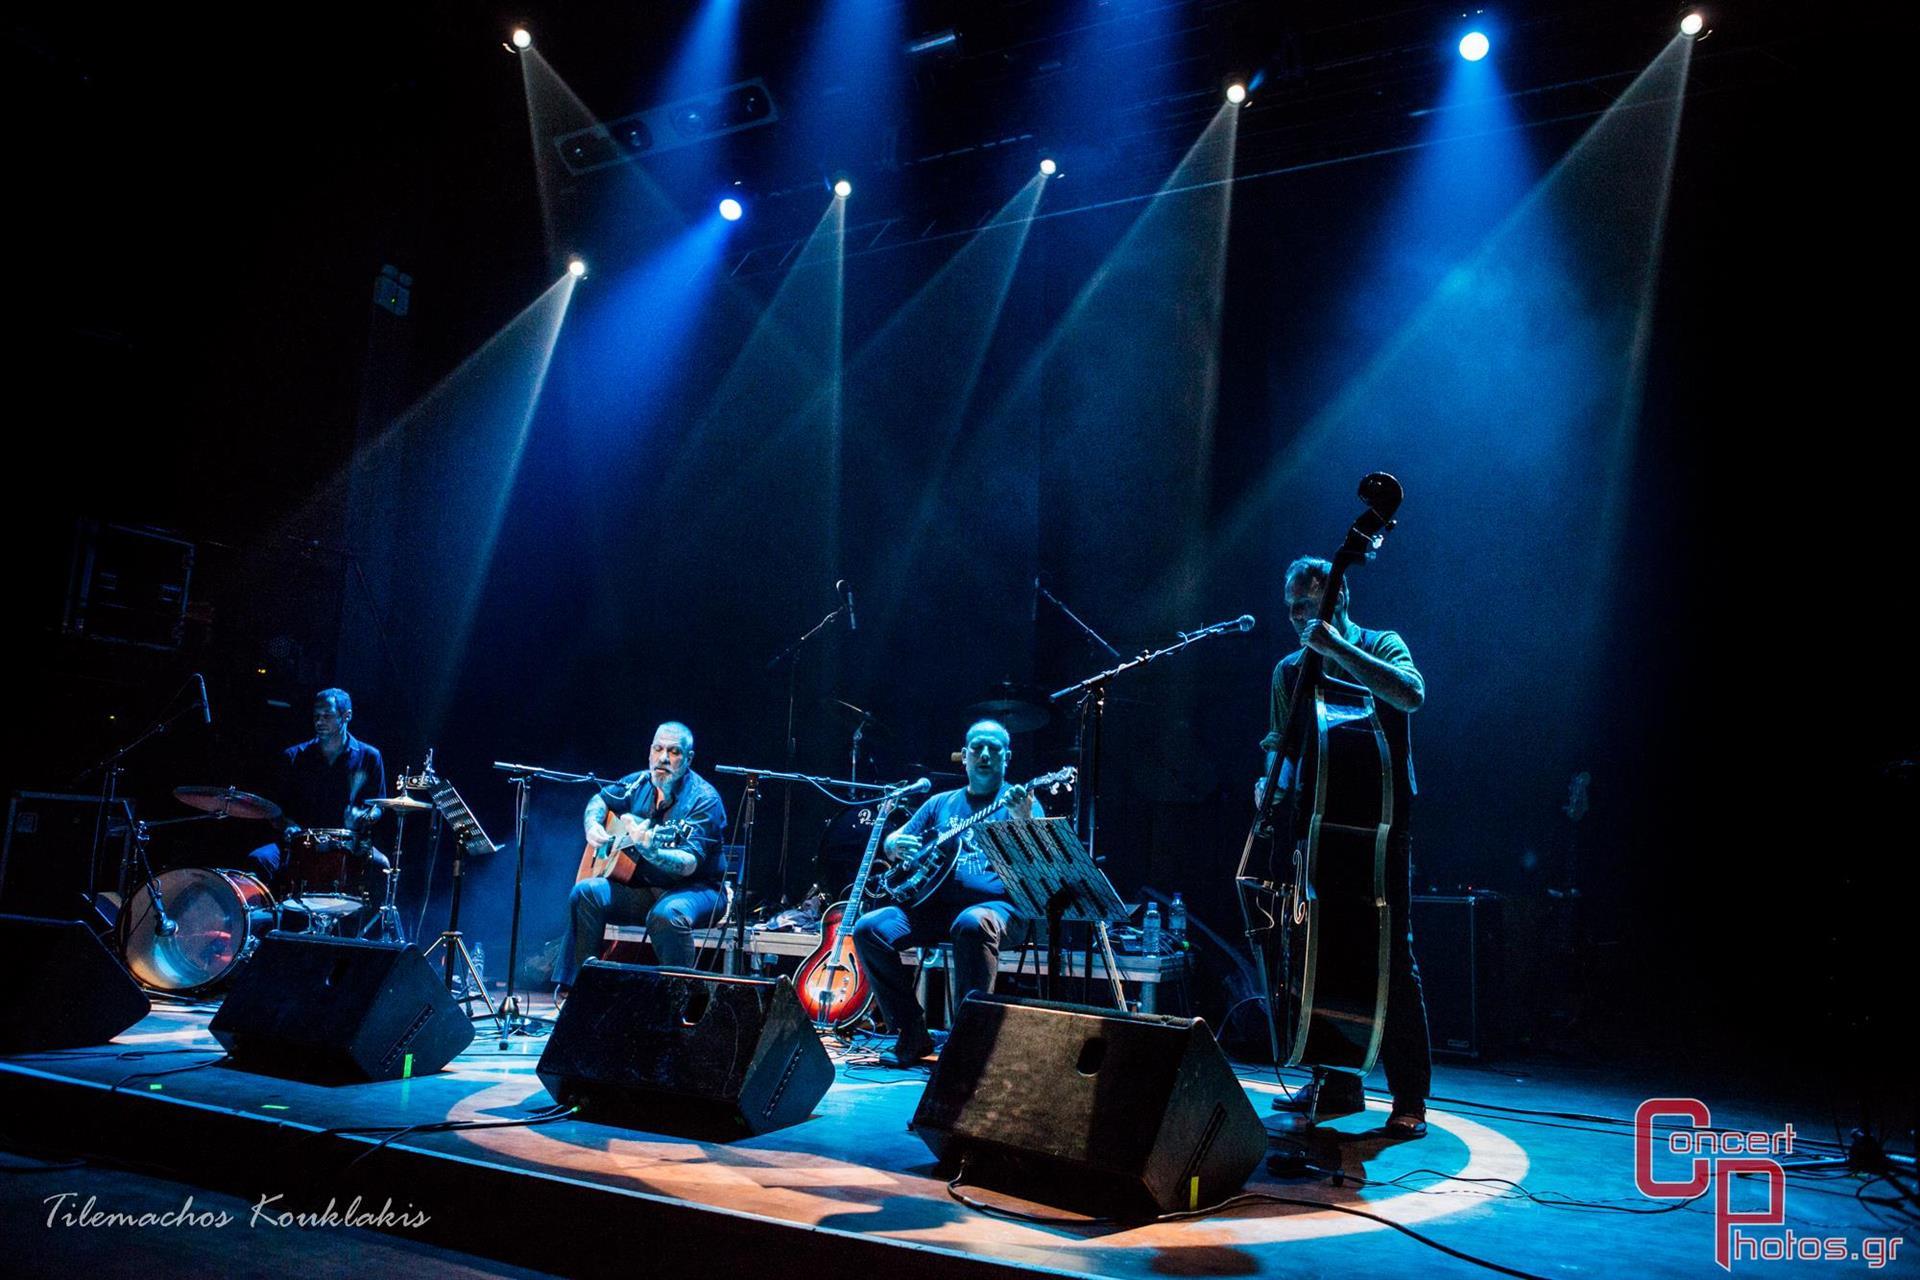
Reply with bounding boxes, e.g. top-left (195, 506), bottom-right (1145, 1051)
top-left (247, 687), bottom-right (391, 886)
